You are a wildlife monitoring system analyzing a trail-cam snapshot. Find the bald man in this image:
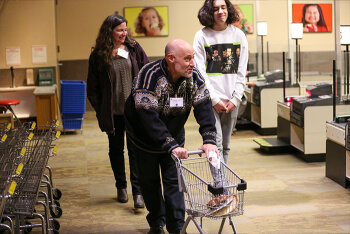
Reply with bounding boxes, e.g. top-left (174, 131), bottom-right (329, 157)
top-left (125, 39), bottom-right (218, 234)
